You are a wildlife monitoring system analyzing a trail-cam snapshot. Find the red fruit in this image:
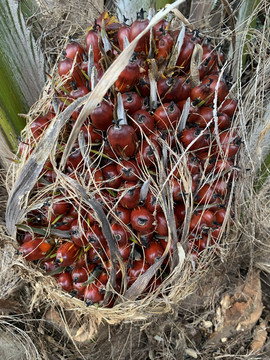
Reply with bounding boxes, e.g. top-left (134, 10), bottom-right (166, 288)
top-left (189, 210), bottom-right (215, 232)
top-left (136, 139), bottom-right (161, 167)
top-left (66, 146), bottom-right (83, 170)
top-left (85, 25), bottom-right (101, 63)
top-left (154, 102), bottom-right (181, 130)
top-left (128, 259), bottom-right (149, 285)
top-left (70, 219), bottom-right (88, 247)
top-left (213, 130), bottom-right (241, 158)
top-left (180, 127), bottom-right (210, 152)
top-left (73, 281), bottom-right (86, 298)
top-left (153, 19), bottom-right (168, 37)
top-left (131, 207), bottom-right (155, 233)
top-left (117, 160), bottom-right (141, 182)
top-left (81, 123), bottom-right (102, 144)
top-left (130, 9), bottom-right (150, 55)
top-left (54, 214), bottom-right (76, 231)
top-left (131, 109), bottom-right (155, 135)
top-left (50, 195), bottom-right (71, 215)
top-left (111, 223), bottom-right (130, 246)
top-left (84, 283), bottom-right (104, 305)
top-left (190, 83), bottom-right (212, 107)
top-left (114, 205), bottom-right (131, 225)
top-left (30, 115), bottom-right (51, 140)
top-left (155, 212), bottom-right (168, 237)
top-left (137, 74), bottom-right (150, 97)
top-left (71, 266), bottom-right (90, 283)
top-left (201, 75), bottom-right (229, 105)
top-left (176, 31), bottom-right (201, 70)
top-left (57, 272), bottom-right (73, 292)
top-left (58, 57), bottom-right (84, 89)
top-left (91, 100), bottom-right (114, 131)
top-left (174, 203), bottom-right (186, 227)
top-left (117, 24), bottom-right (131, 50)
top-left (194, 235), bottom-right (208, 252)
top-left (41, 258), bottom-right (59, 274)
top-left (88, 247), bottom-right (107, 264)
top-left (119, 181), bottom-right (141, 209)
top-left (157, 77), bottom-right (190, 103)
top-left (107, 123), bottom-right (139, 159)
top-left (115, 53), bottom-right (140, 93)
top-left (215, 208), bottom-right (226, 225)
top-left (86, 224), bottom-right (106, 250)
top-left (70, 85), bottom-right (89, 99)
top-left (189, 107), bottom-right (213, 128)
top-left (156, 31), bottom-right (174, 63)
top-left (121, 92), bottom-right (143, 114)
top-left (64, 41), bottom-right (85, 62)
top-left (55, 242), bottom-right (80, 266)
top-left (145, 192), bottom-right (162, 213)
top-left (197, 184), bottom-right (221, 205)
top-left (213, 158), bottom-right (233, 175)
top-left (18, 238), bottom-right (52, 261)
top-left (218, 99), bottom-right (238, 118)
top-left (102, 163), bottom-right (122, 189)
top-left (145, 241), bottom-right (164, 265)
